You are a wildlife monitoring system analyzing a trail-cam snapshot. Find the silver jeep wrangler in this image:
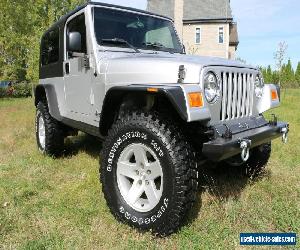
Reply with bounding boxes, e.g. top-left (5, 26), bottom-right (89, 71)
top-left (35, 1), bottom-right (289, 236)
